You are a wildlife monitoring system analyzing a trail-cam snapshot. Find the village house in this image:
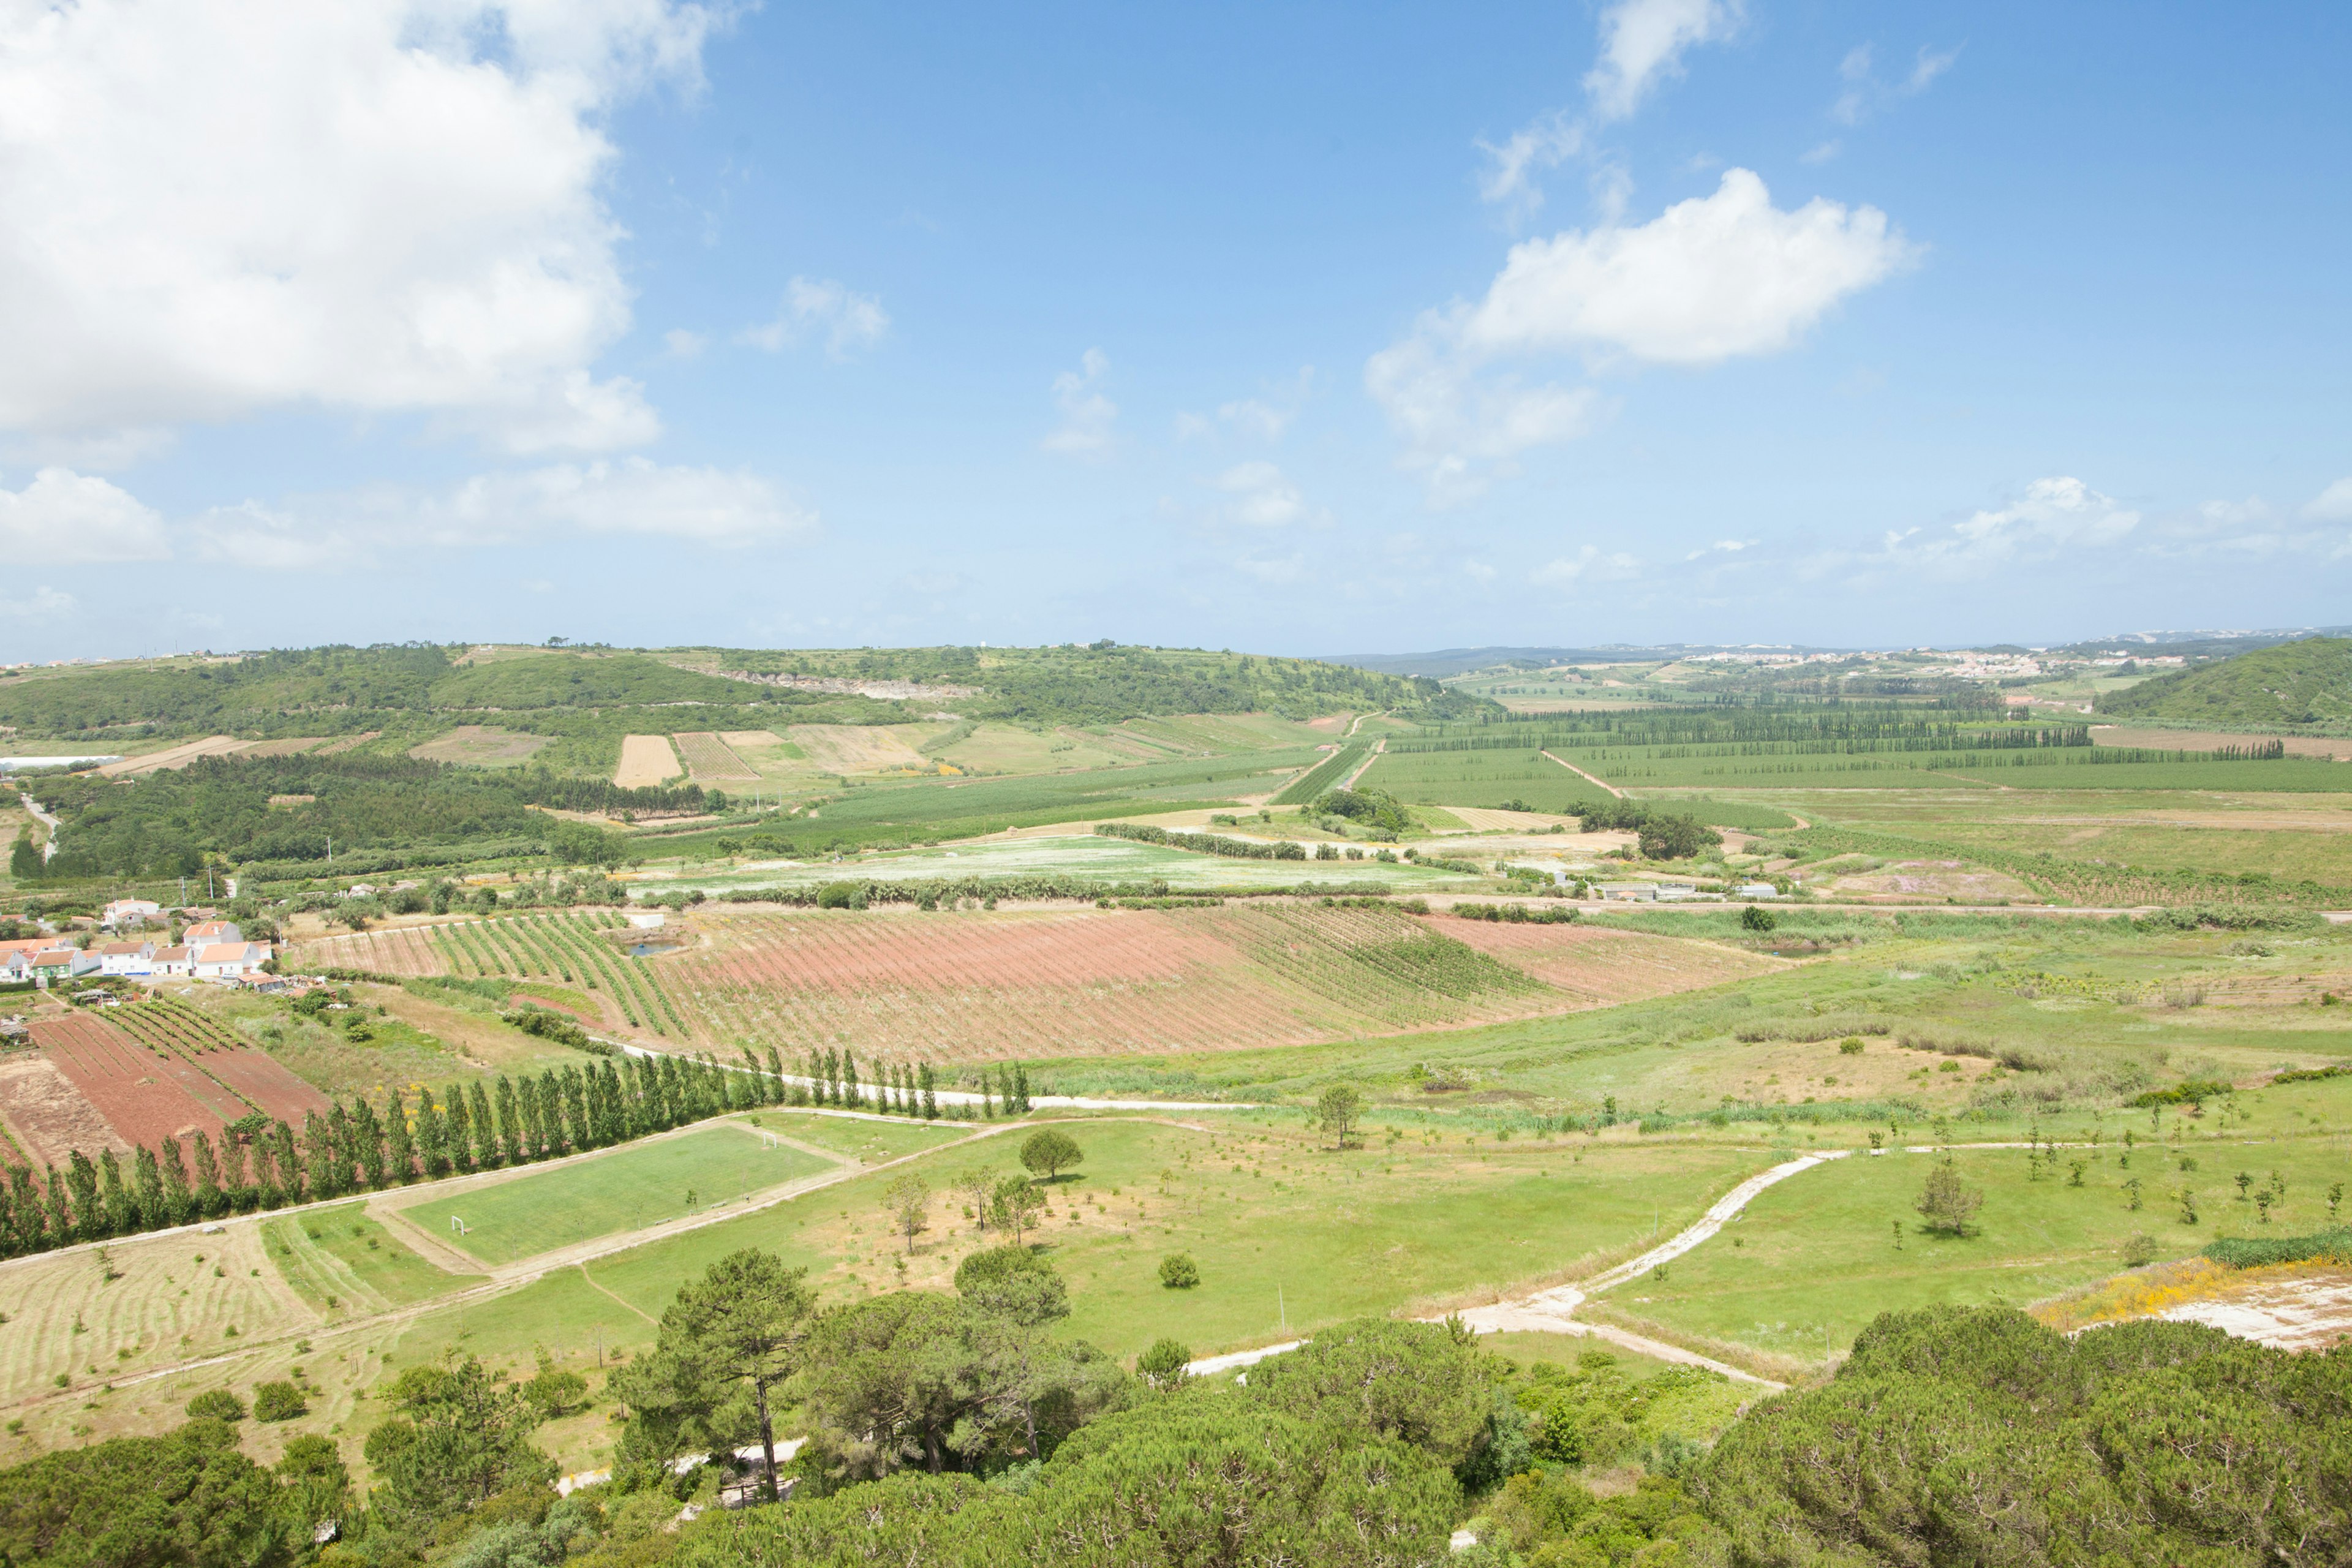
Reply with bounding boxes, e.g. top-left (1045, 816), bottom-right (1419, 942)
top-left (192, 941), bottom-right (271, 980)
top-left (100, 898), bottom-right (163, 929)
top-left (149, 945), bottom-right (194, 978)
top-left (29, 947), bottom-right (100, 982)
top-left (183, 919), bottom-right (243, 947)
top-left (96, 940), bottom-right (159, 976)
